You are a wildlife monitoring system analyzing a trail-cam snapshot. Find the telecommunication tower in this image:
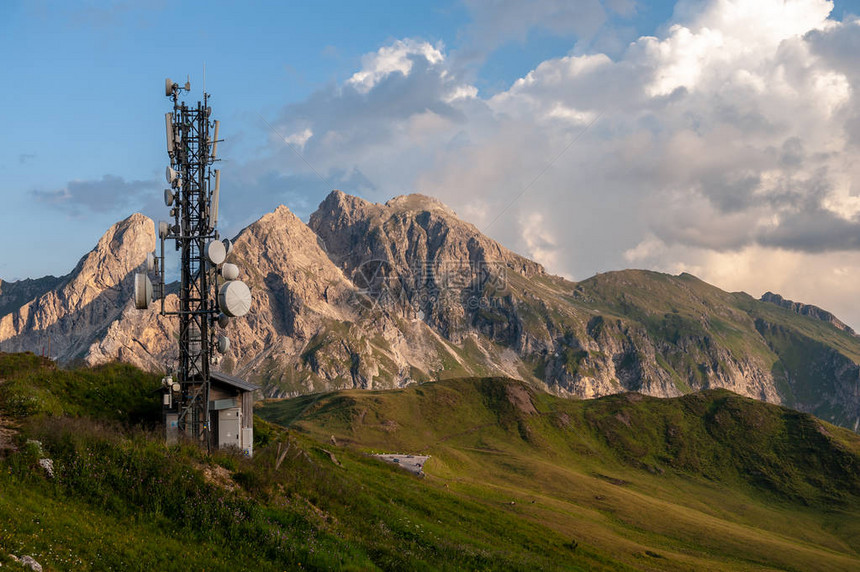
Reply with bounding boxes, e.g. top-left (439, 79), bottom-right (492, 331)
top-left (135, 77), bottom-right (252, 450)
